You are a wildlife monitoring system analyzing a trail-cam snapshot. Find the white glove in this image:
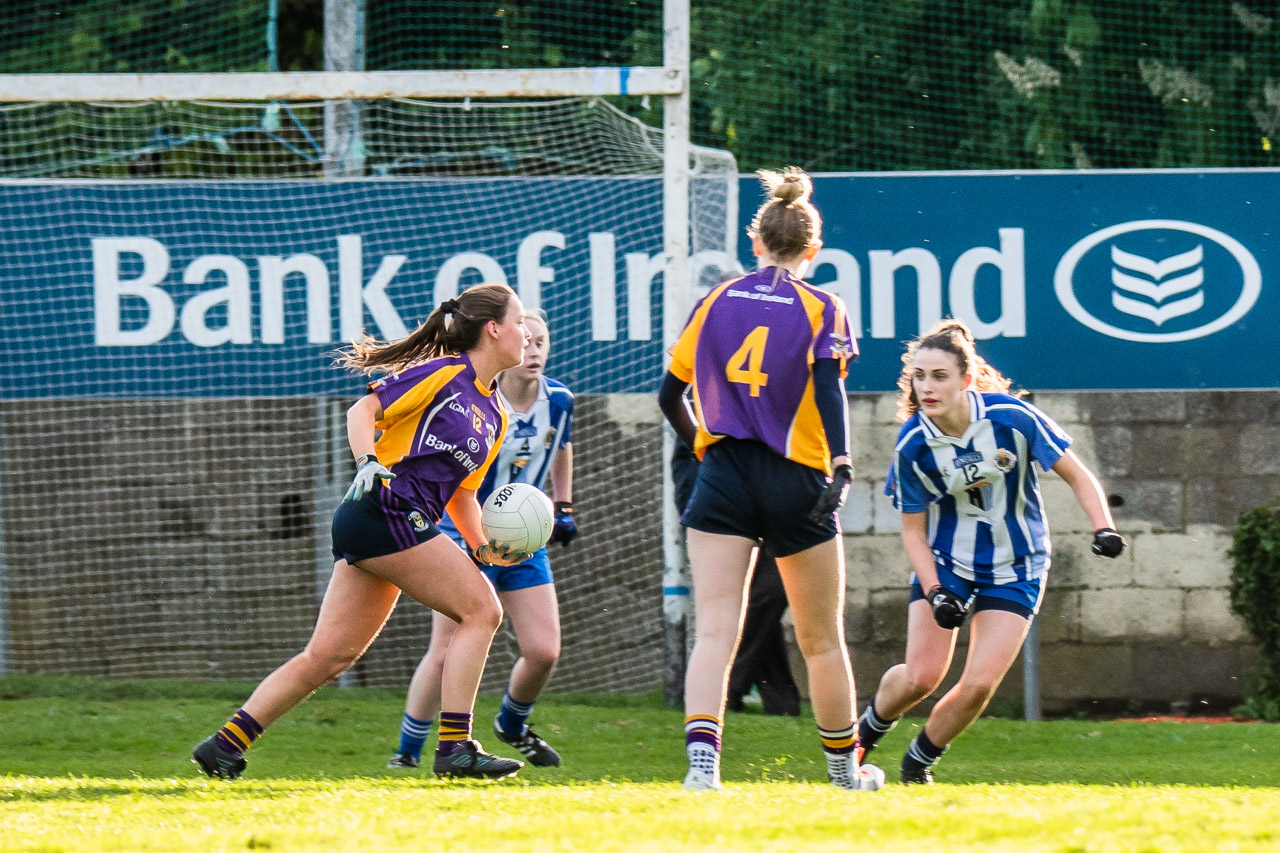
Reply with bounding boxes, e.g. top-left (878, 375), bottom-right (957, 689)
top-left (343, 456), bottom-right (395, 502)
